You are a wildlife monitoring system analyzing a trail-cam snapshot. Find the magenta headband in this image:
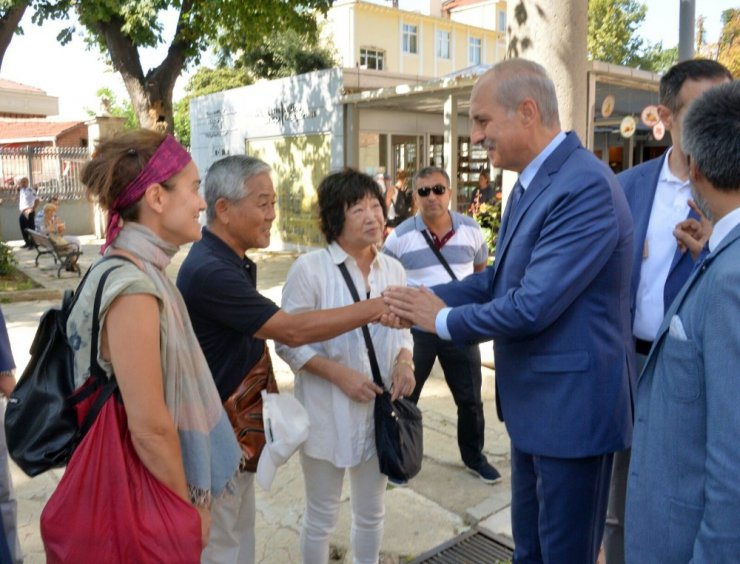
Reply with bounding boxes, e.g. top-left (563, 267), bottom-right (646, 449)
top-left (102, 135), bottom-right (192, 252)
